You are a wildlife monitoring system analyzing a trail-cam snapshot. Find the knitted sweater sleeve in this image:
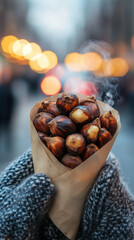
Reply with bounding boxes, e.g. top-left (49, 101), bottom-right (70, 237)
top-left (77, 153), bottom-right (134, 240)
